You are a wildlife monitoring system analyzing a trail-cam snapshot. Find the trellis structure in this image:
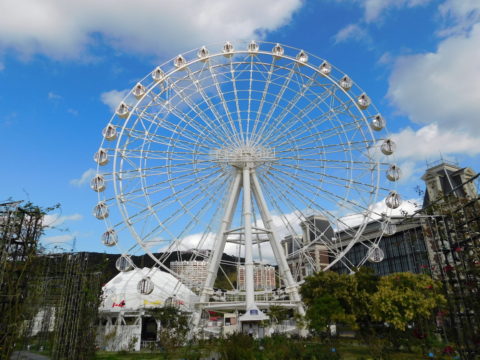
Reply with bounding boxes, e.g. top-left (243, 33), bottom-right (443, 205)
top-left (0, 201), bottom-right (43, 359)
top-left (420, 173), bottom-right (480, 359)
